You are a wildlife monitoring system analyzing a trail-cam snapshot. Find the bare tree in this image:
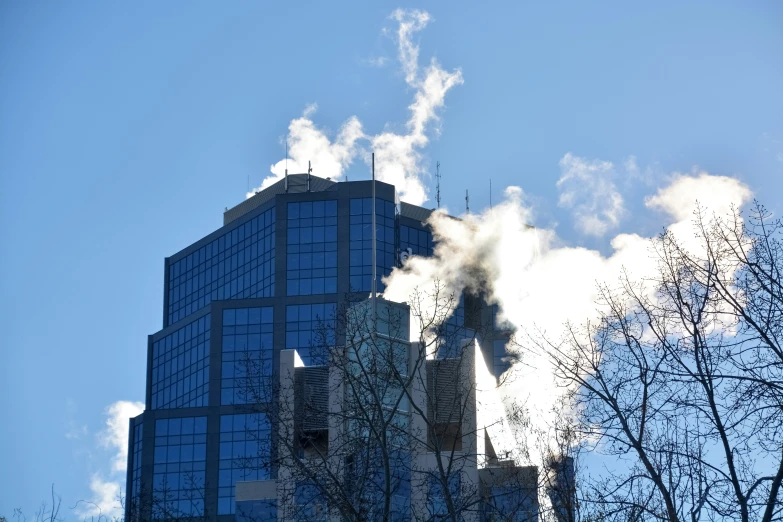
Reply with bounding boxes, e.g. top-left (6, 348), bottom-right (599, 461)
top-left (9, 486), bottom-right (62, 522)
top-left (536, 202), bottom-right (783, 522)
top-left (233, 281), bottom-right (541, 522)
